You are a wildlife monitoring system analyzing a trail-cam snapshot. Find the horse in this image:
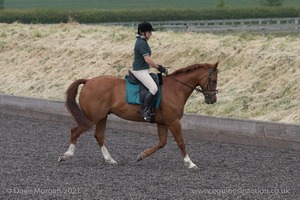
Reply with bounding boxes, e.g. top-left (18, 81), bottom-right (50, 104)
top-left (58, 62), bottom-right (219, 169)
